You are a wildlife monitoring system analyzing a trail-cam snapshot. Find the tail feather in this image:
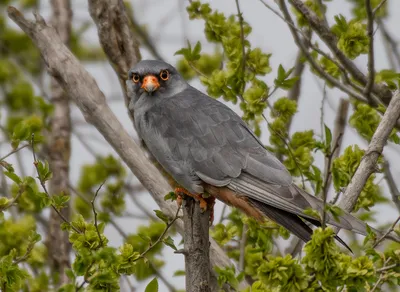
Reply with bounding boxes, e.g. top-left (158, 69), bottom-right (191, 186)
top-left (227, 173), bottom-right (400, 243)
top-left (249, 199), bottom-right (353, 252)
